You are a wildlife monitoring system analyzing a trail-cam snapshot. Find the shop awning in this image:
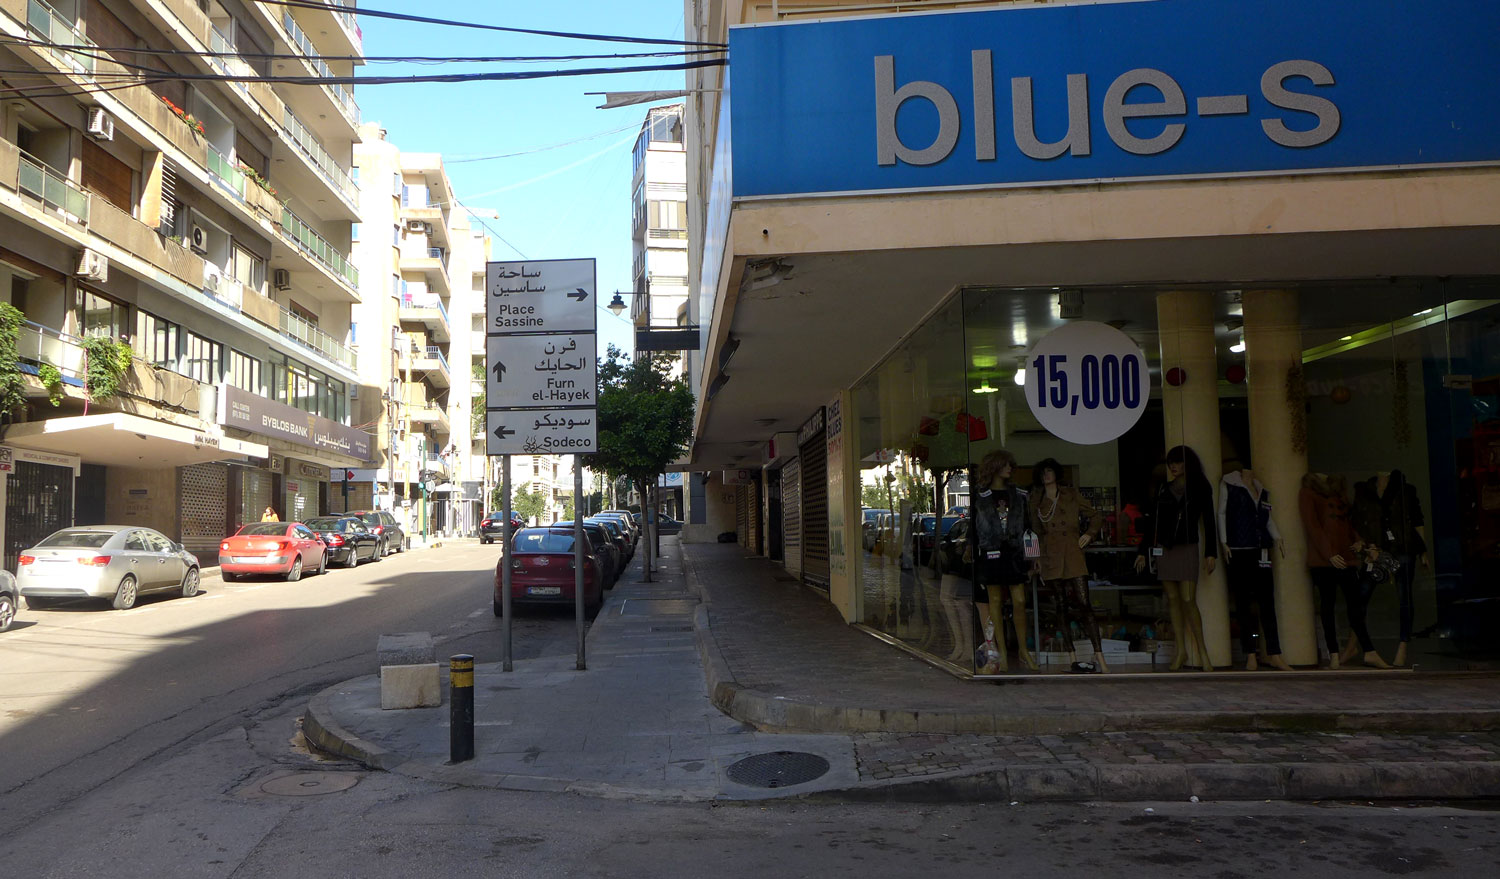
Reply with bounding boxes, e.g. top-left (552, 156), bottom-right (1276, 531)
top-left (2, 413), bottom-right (268, 468)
